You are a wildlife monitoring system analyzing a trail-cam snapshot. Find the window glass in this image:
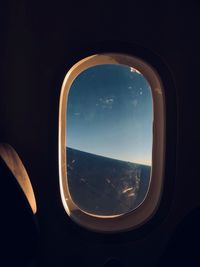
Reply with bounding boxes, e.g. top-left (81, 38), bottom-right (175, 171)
top-left (66, 64), bottom-right (153, 216)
